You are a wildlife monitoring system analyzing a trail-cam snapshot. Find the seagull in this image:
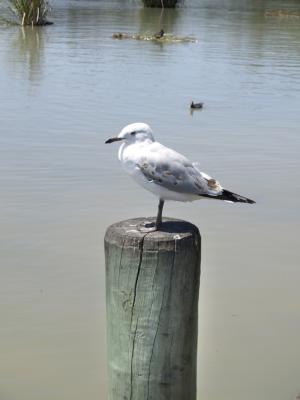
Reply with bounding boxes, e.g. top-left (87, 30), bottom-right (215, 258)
top-left (105, 122), bottom-right (255, 231)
